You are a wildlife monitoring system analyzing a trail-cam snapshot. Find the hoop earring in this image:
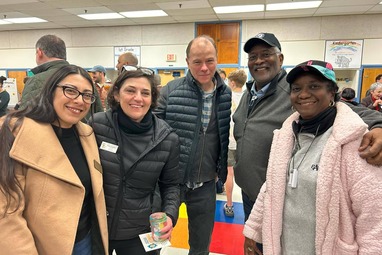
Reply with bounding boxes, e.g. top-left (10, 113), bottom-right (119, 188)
top-left (291, 106), bottom-right (296, 112)
top-left (329, 100), bottom-right (335, 107)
